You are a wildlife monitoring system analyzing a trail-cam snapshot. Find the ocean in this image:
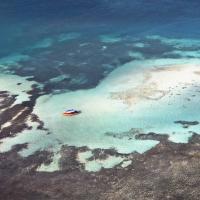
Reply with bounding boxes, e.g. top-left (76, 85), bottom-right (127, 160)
top-left (1, 0), bottom-right (200, 171)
